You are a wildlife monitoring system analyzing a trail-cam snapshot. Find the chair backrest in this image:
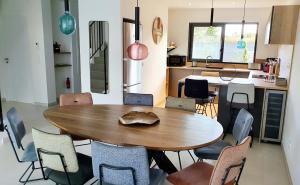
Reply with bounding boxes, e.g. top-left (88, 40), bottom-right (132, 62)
top-left (32, 128), bottom-right (79, 173)
top-left (210, 137), bottom-right (251, 185)
top-left (165, 96), bottom-right (196, 112)
top-left (91, 141), bottom-right (150, 185)
top-left (227, 82), bottom-right (255, 104)
top-left (184, 79), bottom-right (209, 99)
top-left (59, 92), bottom-right (93, 106)
top-left (124, 93), bottom-right (153, 106)
top-left (6, 107), bottom-right (26, 149)
top-left (232, 109), bottom-right (254, 144)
